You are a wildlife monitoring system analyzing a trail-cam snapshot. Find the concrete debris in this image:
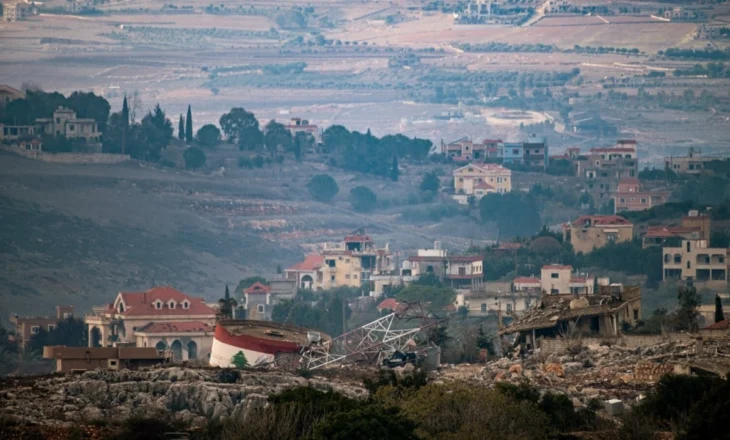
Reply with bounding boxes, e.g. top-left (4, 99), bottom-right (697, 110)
top-left (437, 337), bottom-right (730, 405)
